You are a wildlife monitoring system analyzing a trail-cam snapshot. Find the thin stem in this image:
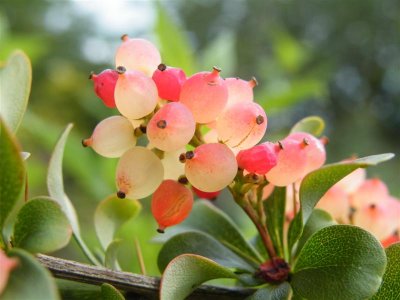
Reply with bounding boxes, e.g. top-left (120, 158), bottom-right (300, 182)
top-left (241, 203), bottom-right (277, 259)
top-left (134, 238), bottom-right (146, 275)
top-left (74, 234), bottom-right (102, 266)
